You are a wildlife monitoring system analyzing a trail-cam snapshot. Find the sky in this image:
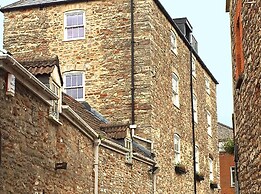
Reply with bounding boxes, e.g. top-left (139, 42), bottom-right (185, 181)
top-left (0, 0), bottom-right (233, 127)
